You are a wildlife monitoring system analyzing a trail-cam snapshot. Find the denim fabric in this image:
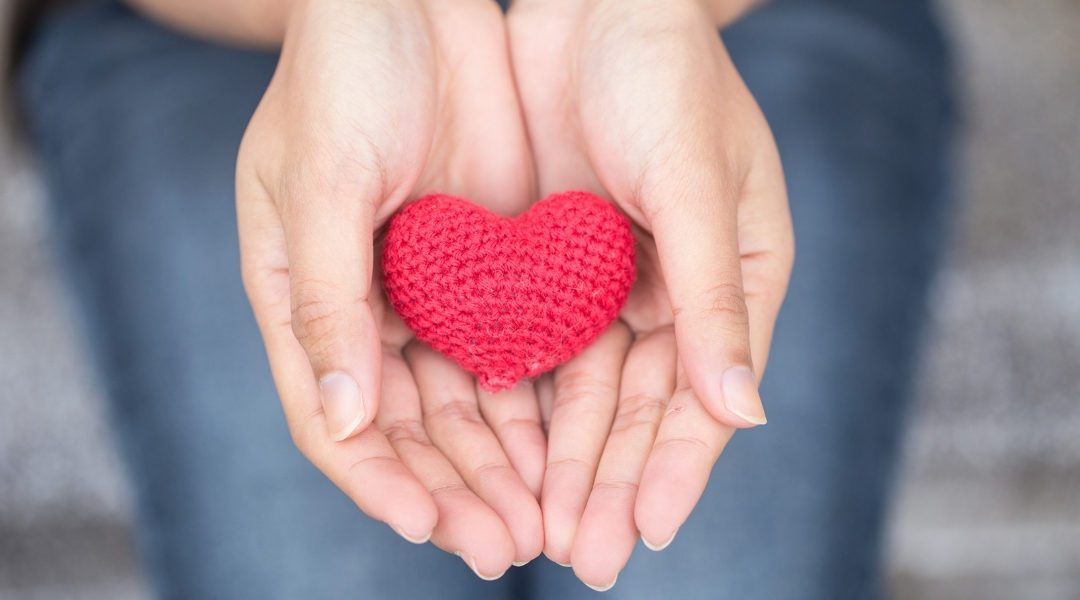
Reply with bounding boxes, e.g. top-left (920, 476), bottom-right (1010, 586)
top-left (16, 1), bottom-right (952, 598)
